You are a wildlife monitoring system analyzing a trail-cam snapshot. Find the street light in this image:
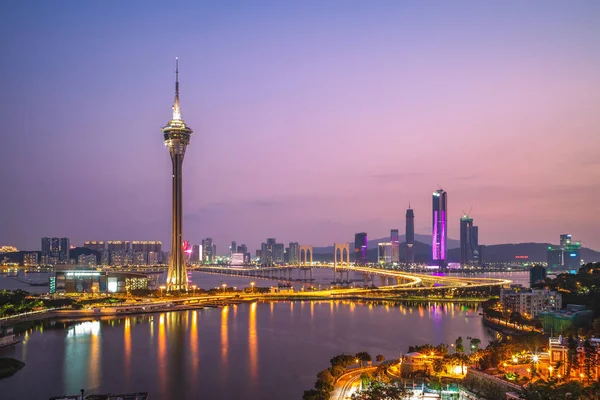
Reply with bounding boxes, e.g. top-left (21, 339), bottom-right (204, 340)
top-left (548, 366), bottom-right (553, 377)
top-left (191, 284), bottom-right (197, 296)
top-left (159, 285), bottom-right (166, 297)
top-left (222, 283), bottom-right (227, 293)
top-left (250, 281), bottom-right (255, 293)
